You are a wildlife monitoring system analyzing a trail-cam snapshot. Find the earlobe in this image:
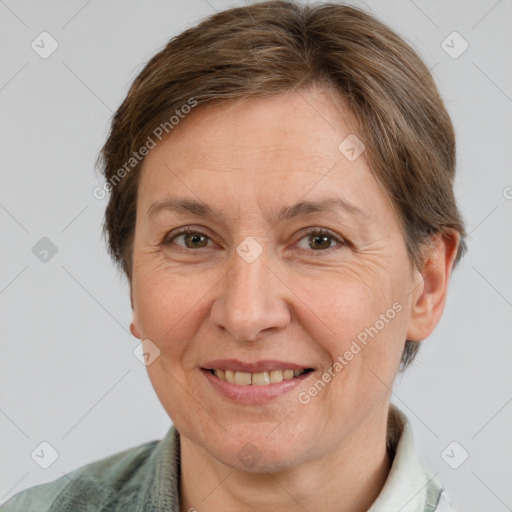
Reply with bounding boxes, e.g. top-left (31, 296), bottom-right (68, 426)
top-left (406, 231), bottom-right (460, 342)
top-left (130, 321), bottom-right (142, 339)
top-left (129, 286), bottom-right (142, 339)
